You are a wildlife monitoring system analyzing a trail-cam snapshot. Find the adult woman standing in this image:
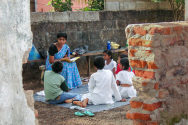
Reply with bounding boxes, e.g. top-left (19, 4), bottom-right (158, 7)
top-left (46, 32), bottom-right (82, 89)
